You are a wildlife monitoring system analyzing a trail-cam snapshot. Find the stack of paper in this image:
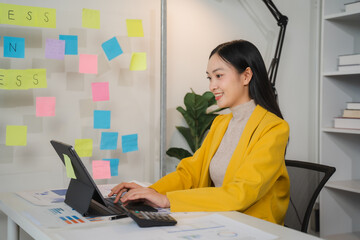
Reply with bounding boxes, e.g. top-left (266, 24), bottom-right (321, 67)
top-left (338, 53), bottom-right (360, 72)
top-left (334, 102), bottom-right (360, 129)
